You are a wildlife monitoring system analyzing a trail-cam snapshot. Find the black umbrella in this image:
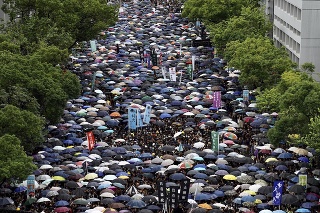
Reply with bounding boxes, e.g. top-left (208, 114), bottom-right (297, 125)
top-left (288, 184), bottom-right (306, 194)
top-left (281, 194), bottom-right (300, 205)
top-left (257, 186), bottom-right (273, 195)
